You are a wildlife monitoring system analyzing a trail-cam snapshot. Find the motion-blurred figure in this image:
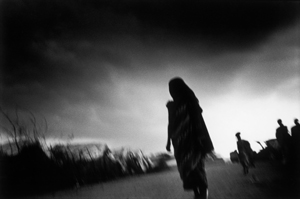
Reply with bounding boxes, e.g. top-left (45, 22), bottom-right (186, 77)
top-left (235, 132), bottom-right (255, 175)
top-left (166, 77), bottom-right (214, 199)
top-left (291, 118), bottom-right (300, 168)
top-left (291, 118), bottom-right (300, 146)
top-left (275, 119), bottom-right (292, 165)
